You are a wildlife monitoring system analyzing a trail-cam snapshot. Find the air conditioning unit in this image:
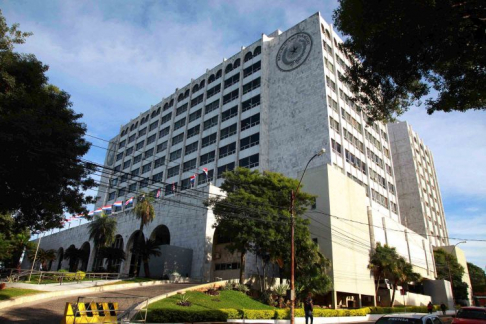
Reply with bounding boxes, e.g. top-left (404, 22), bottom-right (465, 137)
top-left (214, 252), bottom-right (221, 259)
